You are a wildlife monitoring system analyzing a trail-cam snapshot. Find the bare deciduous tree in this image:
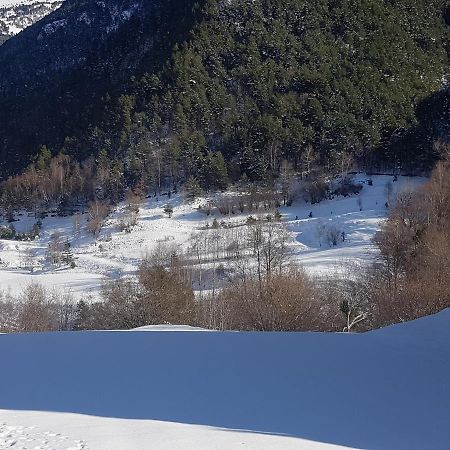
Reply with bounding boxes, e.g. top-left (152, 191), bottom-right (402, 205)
top-left (86, 200), bottom-right (111, 236)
